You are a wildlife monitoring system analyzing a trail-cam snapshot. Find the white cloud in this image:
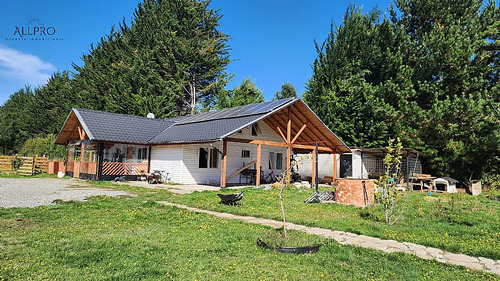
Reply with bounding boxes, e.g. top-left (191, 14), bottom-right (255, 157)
top-left (0, 44), bottom-right (56, 87)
